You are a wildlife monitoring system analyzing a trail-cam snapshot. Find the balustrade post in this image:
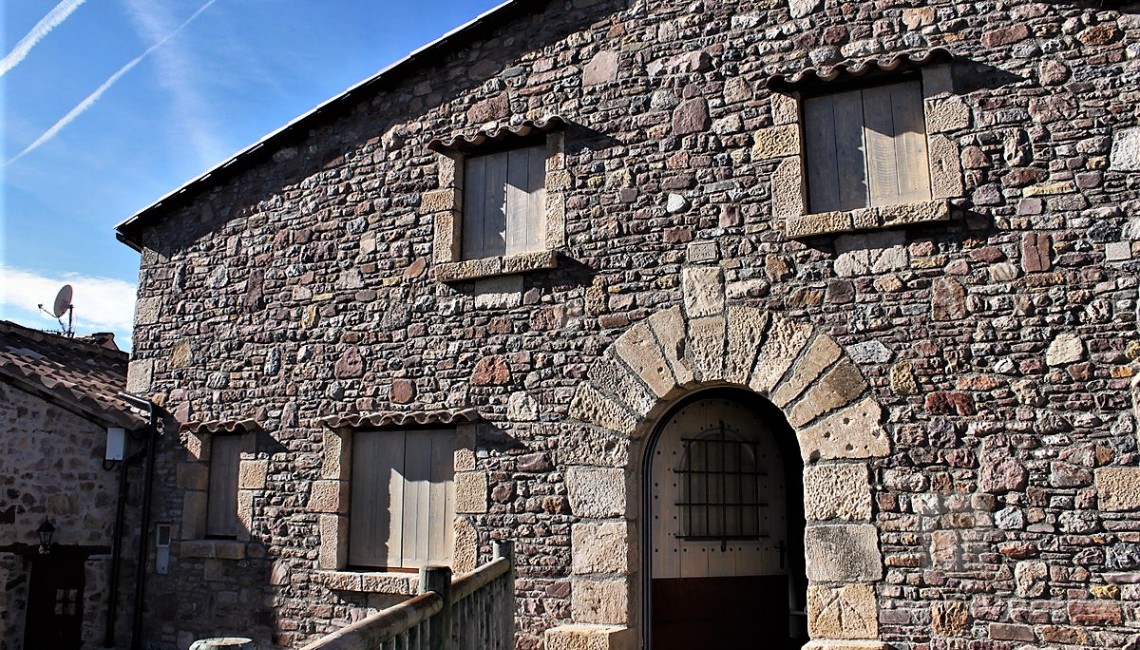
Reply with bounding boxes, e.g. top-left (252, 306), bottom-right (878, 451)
top-left (420, 565), bottom-right (453, 650)
top-left (493, 541), bottom-right (514, 649)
